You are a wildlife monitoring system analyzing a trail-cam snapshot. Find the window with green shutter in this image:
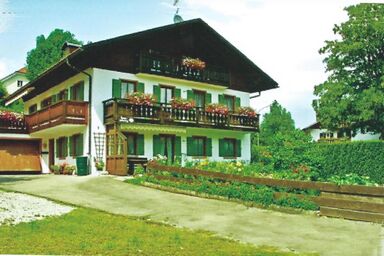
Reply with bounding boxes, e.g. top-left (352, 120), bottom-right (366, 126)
top-left (187, 136), bottom-right (209, 157)
top-left (137, 134), bottom-right (144, 155)
top-left (224, 95), bottom-right (235, 112)
top-left (205, 93), bottom-right (212, 105)
top-left (219, 138), bottom-right (237, 158)
top-left (57, 89), bottom-right (68, 101)
top-left (112, 79), bottom-right (122, 98)
top-left (137, 82), bottom-right (145, 93)
top-left (187, 90), bottom-right (194, 101)
top-left (235, 97), bottom-right (241, 110)
top-left (153, 85), bottom-right (161, 103)
top-left (121, 80), bottom-right (137, 98)
top-left (174, 88), bottom-right (181, 98)
top-left (153, 135), bottom-right (163, 156)
top-left (70, 81), bottom-right (84, 101)
top-left (175, 136), bottom-right (181, 156)
top-left (125, 133), bottom-right (144, 156)
top-left (218, 94), bottom-right (225, 105)
top-left (69, 134), bottom-right (83, 157)
top-left (56, 137), bottom-right (68, 158)
top-left (236, 139), bottom-right (242, 157)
